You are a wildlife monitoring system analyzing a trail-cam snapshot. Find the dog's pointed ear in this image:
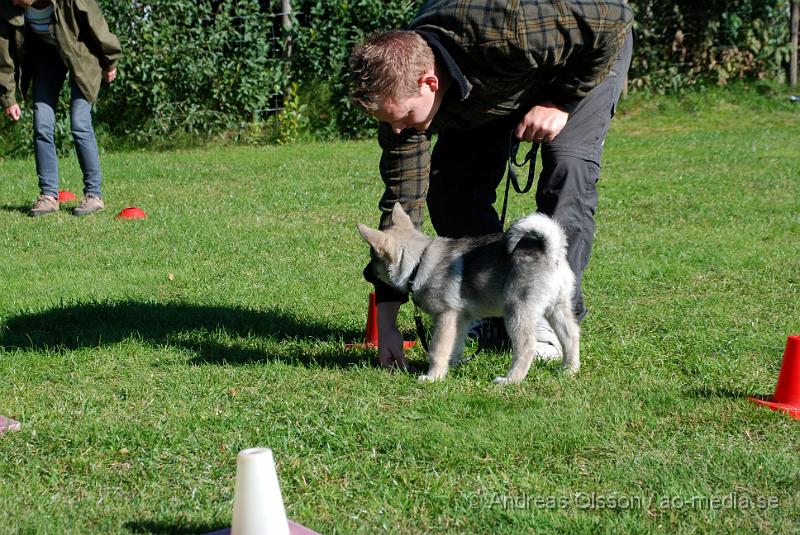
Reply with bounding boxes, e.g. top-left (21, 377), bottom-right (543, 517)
top-left (357, 223), bottom-right (387, 251)
top-left (390, 202), bottom-right (414, 229)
